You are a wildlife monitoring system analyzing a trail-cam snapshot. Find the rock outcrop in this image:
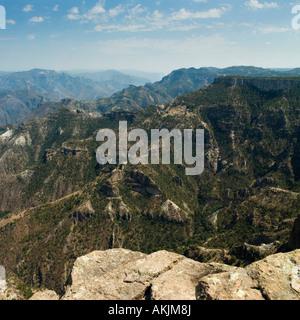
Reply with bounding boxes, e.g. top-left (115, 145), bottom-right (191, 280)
top-left (245, 251), bottom-right (300, 300)
top-left (197, 268), bottom-right (264, 300)
top-left (69, 201), bottom-right (95, 222)
top-left (62, 249), bottom-right (232, 300)
top-left (29, 290), bottom-right (59, 300)
top-left (130, 170), bottom-right (163, 196)
top-left (105, 199), bottom-right (131, 221)
top-left (184, 246), bottom-right (232, 264)
top-left (59, 248), bottom-right (300, 300)
top-left (159, 200), bottom-right (189, 224)
top-left (215, 77), bottom-right (300, 92)
top-left (100, 181), bottom-right (120, 197)
top-left (233, 241), bottom-right (281, 263)
top-left (198, 250), bottom-right (300, 300)
top-left (289, 214), bottom-right (300, 250)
